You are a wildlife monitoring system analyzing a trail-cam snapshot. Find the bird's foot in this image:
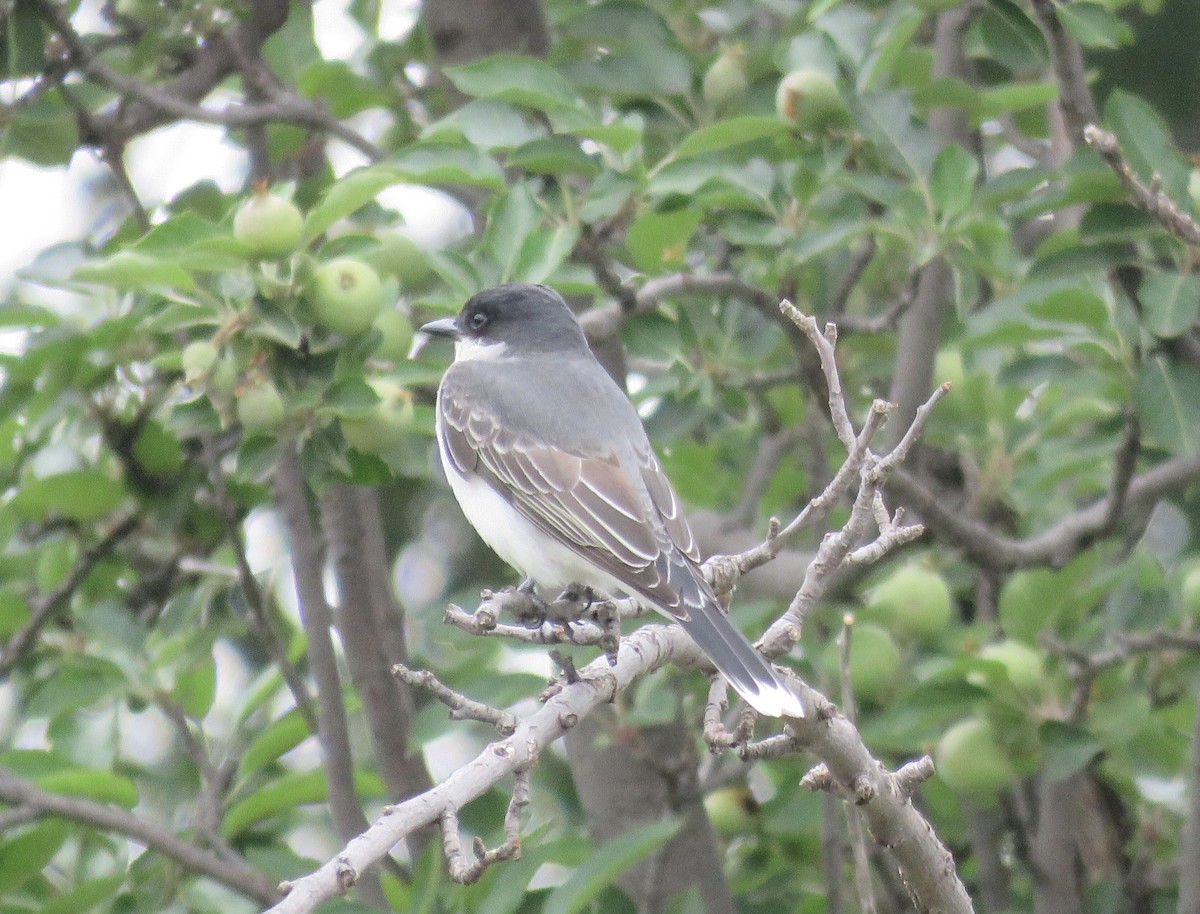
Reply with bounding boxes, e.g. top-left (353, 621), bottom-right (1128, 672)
top-left (593, 601), bottom-right (621, 666)
top-left (497, 585), bottom-right (551, 628)
top-left (557, 584), bottom-right (597, 612)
